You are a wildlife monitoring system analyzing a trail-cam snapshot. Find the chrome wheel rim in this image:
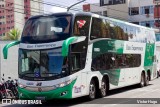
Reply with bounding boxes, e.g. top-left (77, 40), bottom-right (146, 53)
top-left (89, 83), bottom-right (95, 98)
top-left (101, 81), bottom-right (106, 96)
